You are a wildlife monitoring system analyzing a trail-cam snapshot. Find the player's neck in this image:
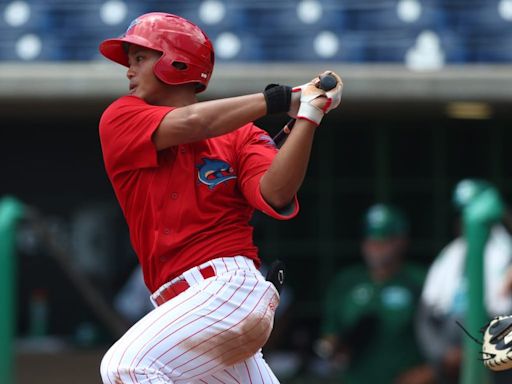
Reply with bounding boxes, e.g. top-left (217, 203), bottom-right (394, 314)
top-left (160, 84), bottom-right (198, 107)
